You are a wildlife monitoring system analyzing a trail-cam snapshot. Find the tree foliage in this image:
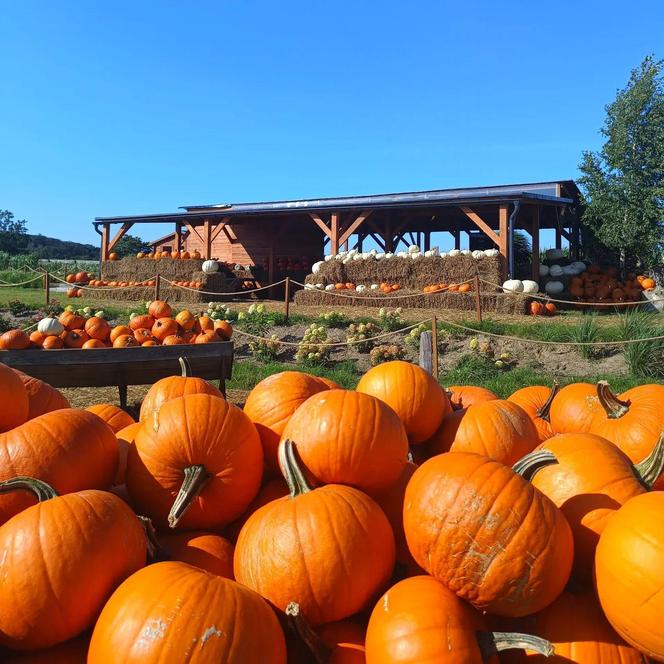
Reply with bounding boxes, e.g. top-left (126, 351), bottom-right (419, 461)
top-left (578, 55), bottom-right (664, 269)
top-left (0, 210), bottom-right (28, 253)
top-left (114, 234), bottom-right (149, 257)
